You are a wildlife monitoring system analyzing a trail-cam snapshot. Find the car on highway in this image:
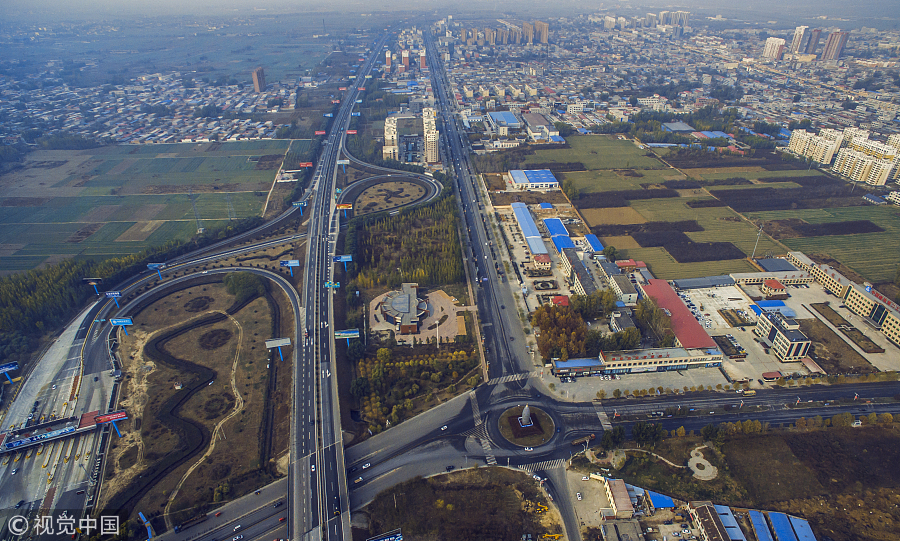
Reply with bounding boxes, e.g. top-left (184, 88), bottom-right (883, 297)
top-left (15, 500), bottom-right (25, 509)
top-left (273, 500), bottom-right (283, 508)
top-left (11, 468), bottom-right (18, 474)
top-left (362, 462), bottom-right (371, 469)
top-left (233, 536), bottom-right (243, 541)
top-left (582, 476), bottom-right (589, 481)
top-left (524, 447), bottom-right (533, 451)
top-left (233, 526), bottom-right (242, 532)
top-left (215, 512), bottom-right (222, 517)
top-left (354, 476), bottom-right (363, 483)
top-left (311, 464), bottom-right (315, 472)
top-left (441, 425), bottom-right (448, 431)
